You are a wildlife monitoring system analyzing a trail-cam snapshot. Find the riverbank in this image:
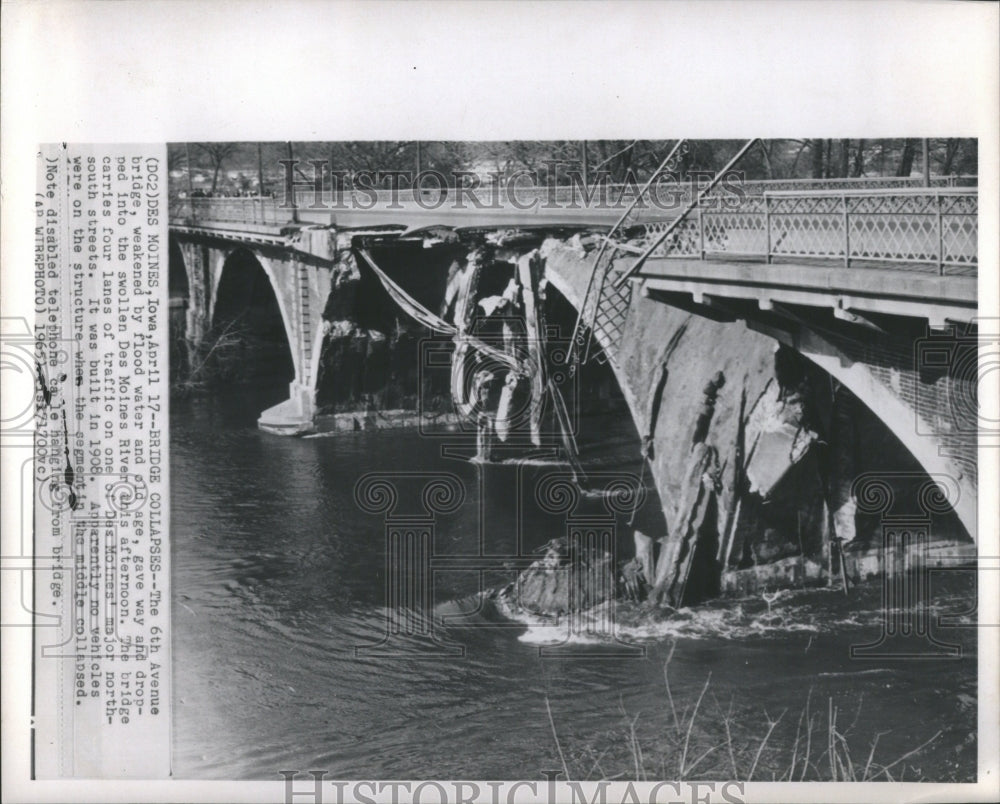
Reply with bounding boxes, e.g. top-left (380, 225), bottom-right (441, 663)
top-left (721, 538), bottom-right (976, 597)
top-left (306, 408), bottom-right (462, 436)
